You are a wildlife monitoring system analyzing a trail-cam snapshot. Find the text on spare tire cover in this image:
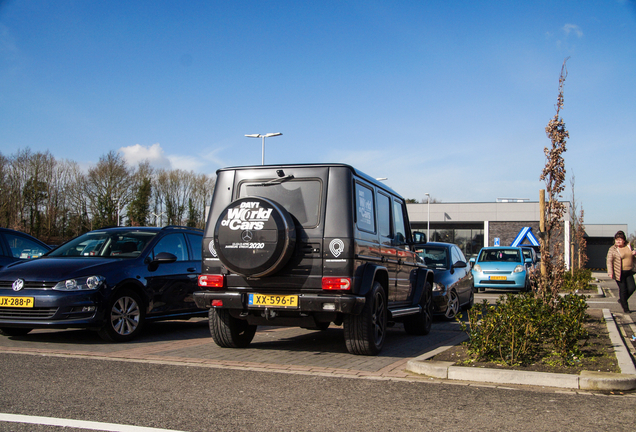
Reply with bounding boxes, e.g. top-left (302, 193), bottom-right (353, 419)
top-left (220, 201), bottom-right (273, 230)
